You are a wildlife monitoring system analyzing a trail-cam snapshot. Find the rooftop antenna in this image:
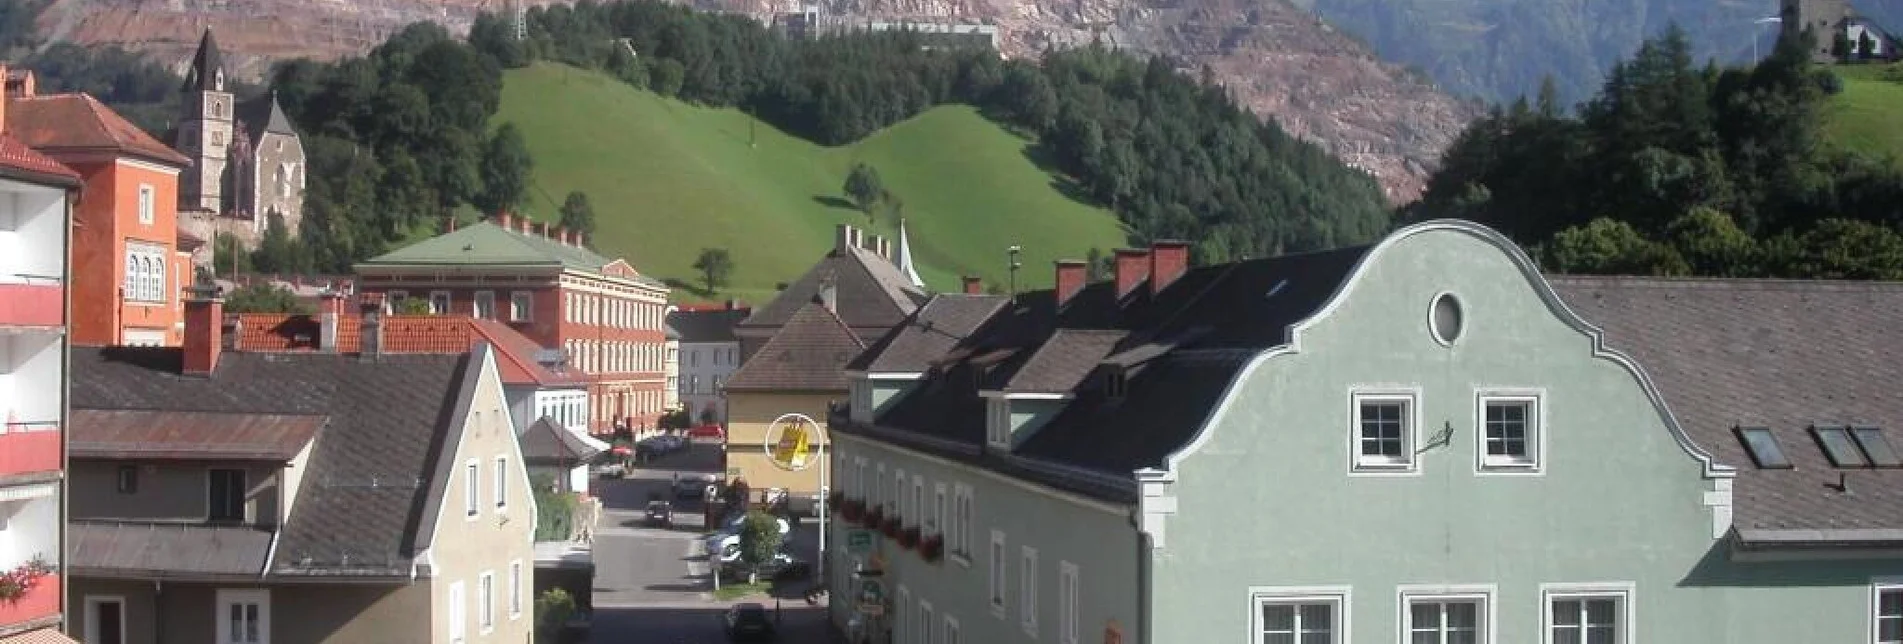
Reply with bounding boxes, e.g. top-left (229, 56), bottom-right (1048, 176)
top-left (1007, 245), bottom-right (1022, 304)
